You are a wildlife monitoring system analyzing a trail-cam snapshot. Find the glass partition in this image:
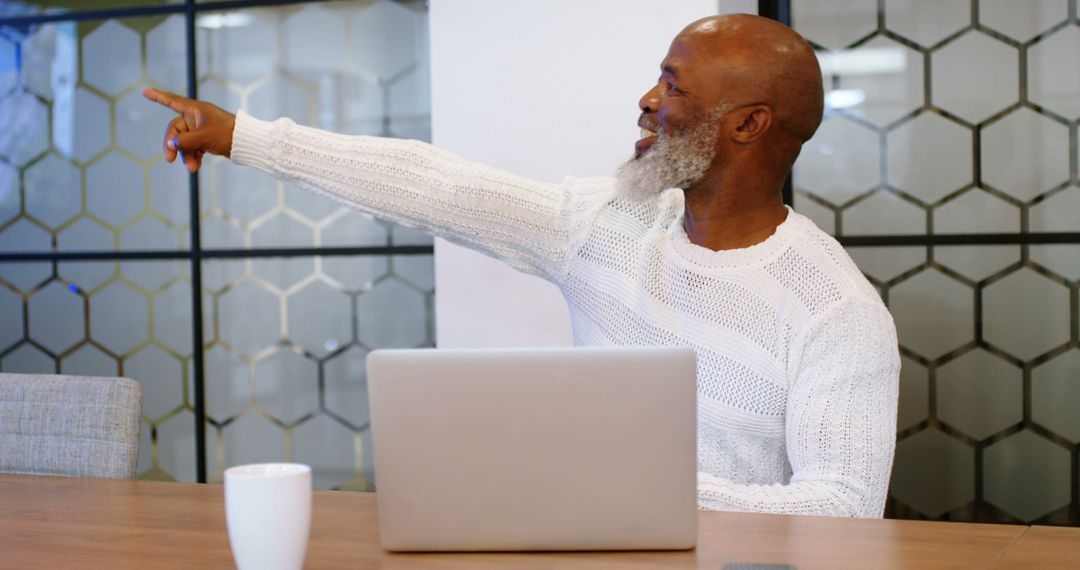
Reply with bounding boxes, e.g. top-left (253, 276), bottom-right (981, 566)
top-left (0, 0), bottom-right (433, 488)
top-left (791, 0), bottom-right (1080, 525)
